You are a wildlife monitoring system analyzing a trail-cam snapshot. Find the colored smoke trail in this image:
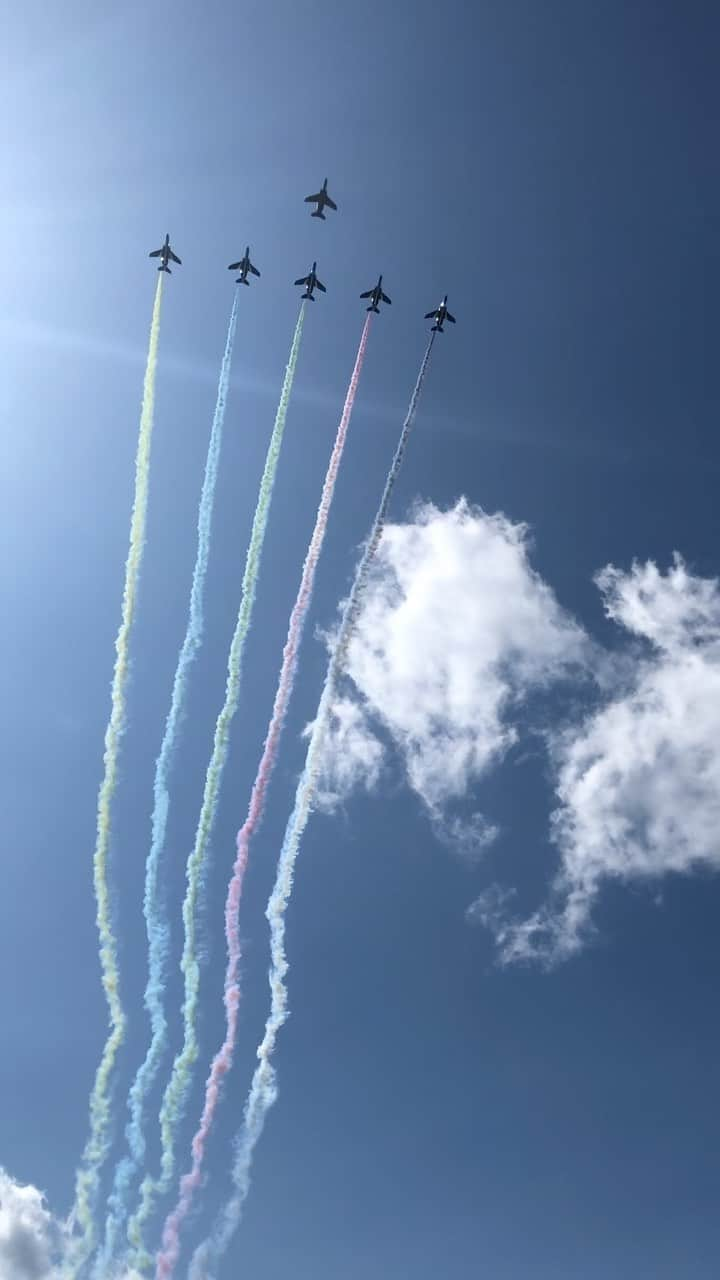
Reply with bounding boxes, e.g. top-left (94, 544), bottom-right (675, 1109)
top-left (95, 292), bottom-right (240, 1277)
top-left (189, 332), bottom-right (435, 1280)
top-left (68, 274), bottom-right (165, 1277)
top-left (127, 303), bottom-right (306, 1267)
top-left (155, 314), bottom-right (372, 1279)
